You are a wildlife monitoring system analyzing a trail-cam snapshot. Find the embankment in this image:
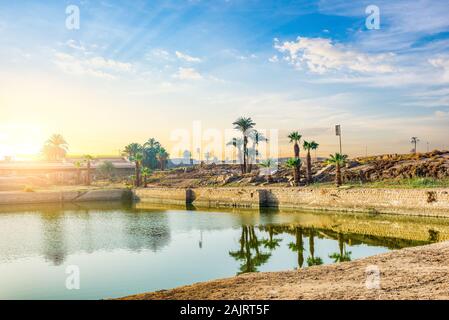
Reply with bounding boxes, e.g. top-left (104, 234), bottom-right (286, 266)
top-left (0, 188), bottom-right (128, 205)
top-left (135, 187), bottom-right (449, 217)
